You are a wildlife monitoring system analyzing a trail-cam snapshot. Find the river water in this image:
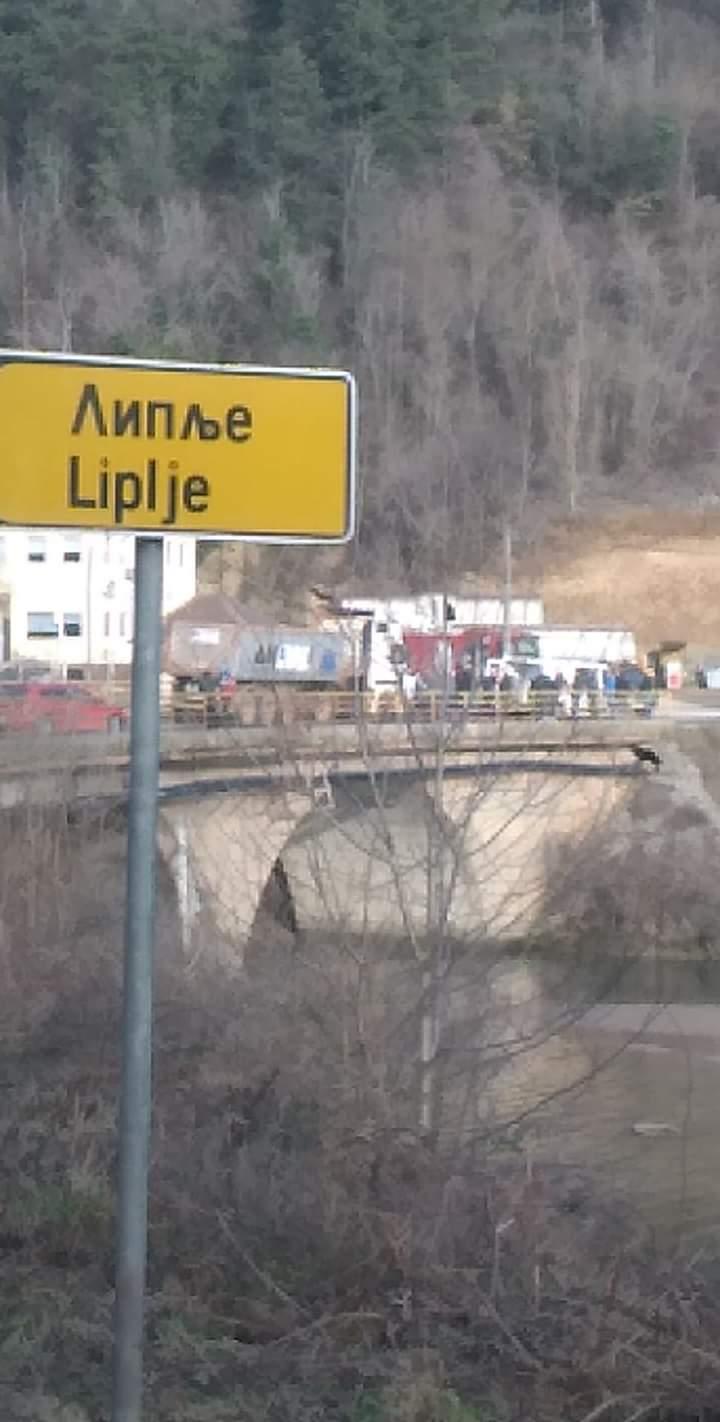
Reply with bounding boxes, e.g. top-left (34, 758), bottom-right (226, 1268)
top-left (525, 1017), bottom-right (720, 1238)
top-left (445, 956), bottom-right (720, 1238)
